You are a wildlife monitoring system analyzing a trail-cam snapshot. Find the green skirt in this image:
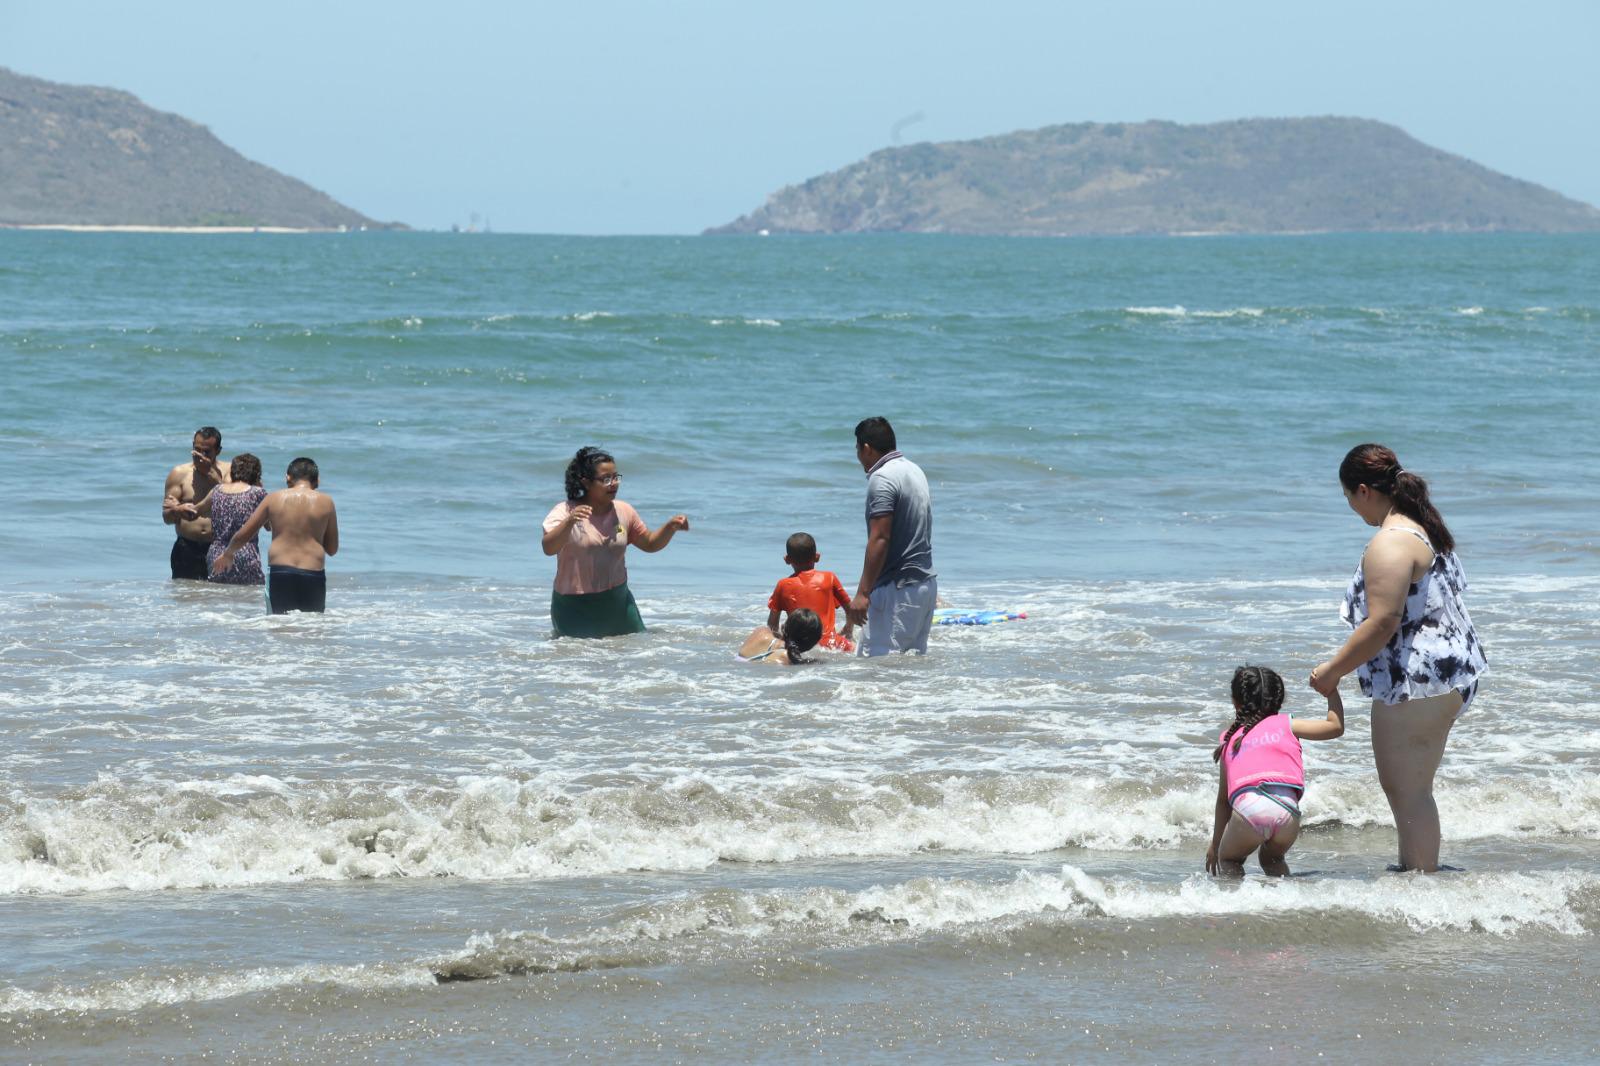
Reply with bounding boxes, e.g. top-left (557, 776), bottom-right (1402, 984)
top-left (550, 582), bottom-right (646, 638)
